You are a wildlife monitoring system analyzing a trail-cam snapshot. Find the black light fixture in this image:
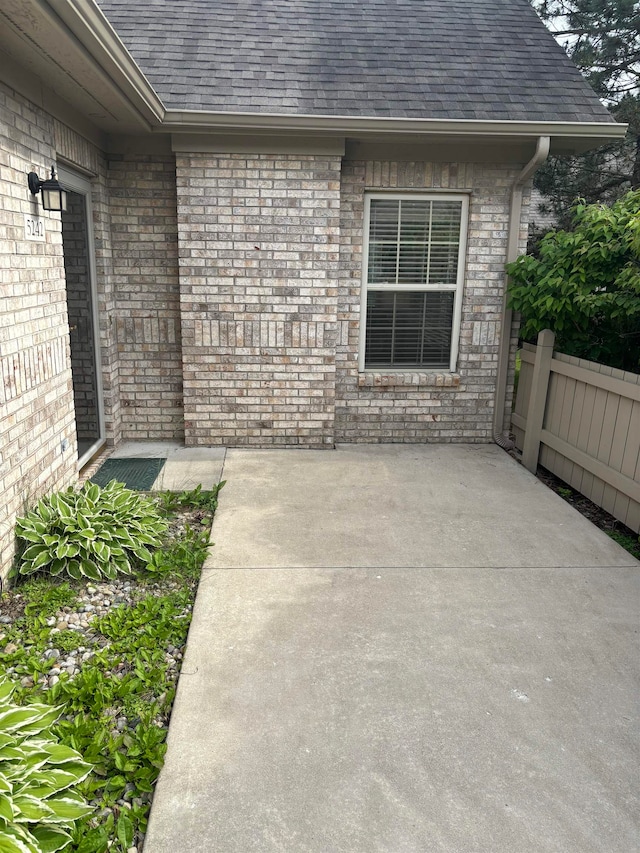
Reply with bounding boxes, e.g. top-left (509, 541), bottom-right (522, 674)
top-left (27, 164), bottom-right (68, 212)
